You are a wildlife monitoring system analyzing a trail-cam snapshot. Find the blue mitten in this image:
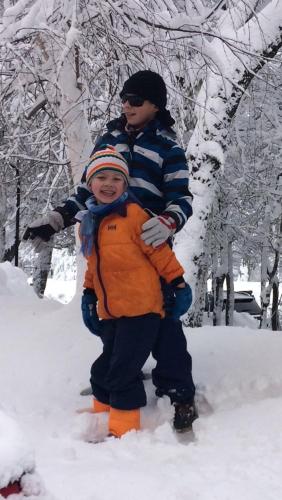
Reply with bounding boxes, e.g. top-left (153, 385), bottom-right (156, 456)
top-left (172, 283), bottom-right (193, 320)
top-left (81, 289), bottom-right (102, 336)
